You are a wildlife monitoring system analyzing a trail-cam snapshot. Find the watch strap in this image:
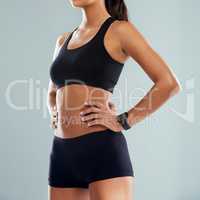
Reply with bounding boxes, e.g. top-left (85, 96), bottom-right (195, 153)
top-left (116, 112), bottom-right (131, 130)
